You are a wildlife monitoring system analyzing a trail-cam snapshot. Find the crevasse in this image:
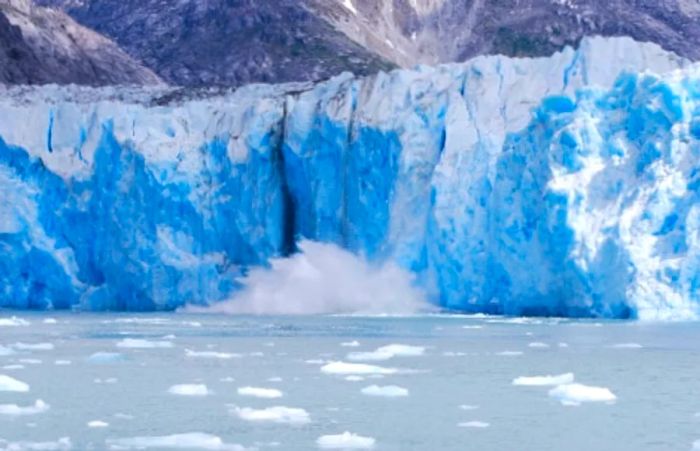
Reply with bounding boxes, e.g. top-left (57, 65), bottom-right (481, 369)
top-left (0, 36), bottom-right (698, 319)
